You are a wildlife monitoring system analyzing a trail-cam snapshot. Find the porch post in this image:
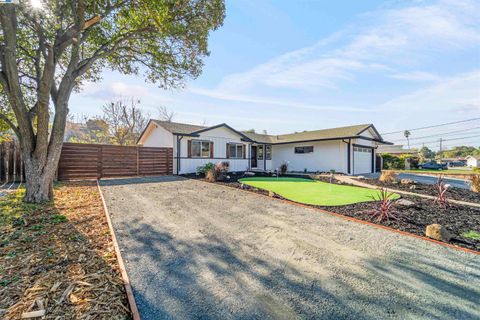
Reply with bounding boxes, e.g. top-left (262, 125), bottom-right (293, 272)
top-left (263, 144), bottom-right (267, 171)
